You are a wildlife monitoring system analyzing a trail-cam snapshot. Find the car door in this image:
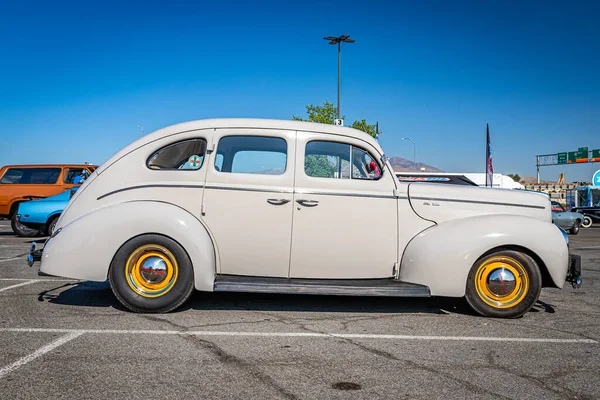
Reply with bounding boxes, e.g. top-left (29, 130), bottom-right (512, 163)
top-left (201, 129), bottom-right (295, 277)
top-left (288, 132), bottom-right (398, 279)
top-left (551, 202), bottom-right (570, 229)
